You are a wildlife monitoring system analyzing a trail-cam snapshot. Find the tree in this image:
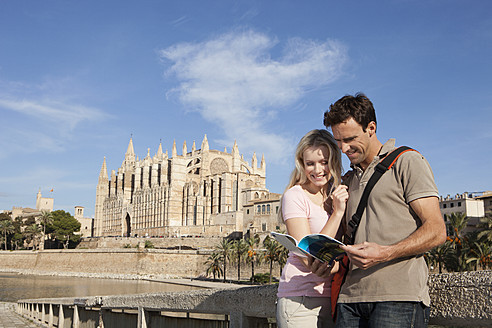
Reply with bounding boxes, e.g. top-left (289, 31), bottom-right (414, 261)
top-left (39, 210), bottom-right (53, 247)
top-left (204, 251), bottom-right (223, 281)
top-left (446, 212), bottom-right (469, 271)
top-left (231, 239), bottom-right (248, 281)
top-left (477, 212), bottom-right (492, 243)
top-left (426, 241), bottom-right (452, 273)
top-left (215, 239), bottom-right (233, 283)
top-left (467, 241), bottom-right (492, 270)
top-left (47, 210), bottom-right (81, 249)
top-left (245, 234), bottom-right (261, 282)
top-left (0, 215), bottom-right (15, 250)
top-left (263, 235), bottom-right (281, 284)
top-left (23, 224), bottom-right (42, 250)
